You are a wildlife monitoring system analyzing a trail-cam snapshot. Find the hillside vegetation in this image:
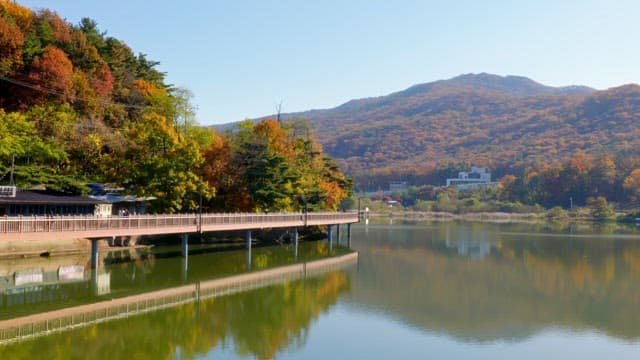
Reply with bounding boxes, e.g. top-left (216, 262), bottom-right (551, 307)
top-left (287, 74), bottom-right (639, 178)
top-left (0, 1), bottom-right (350, 213)
top-left (271, 74), bottom-right (640, 208)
